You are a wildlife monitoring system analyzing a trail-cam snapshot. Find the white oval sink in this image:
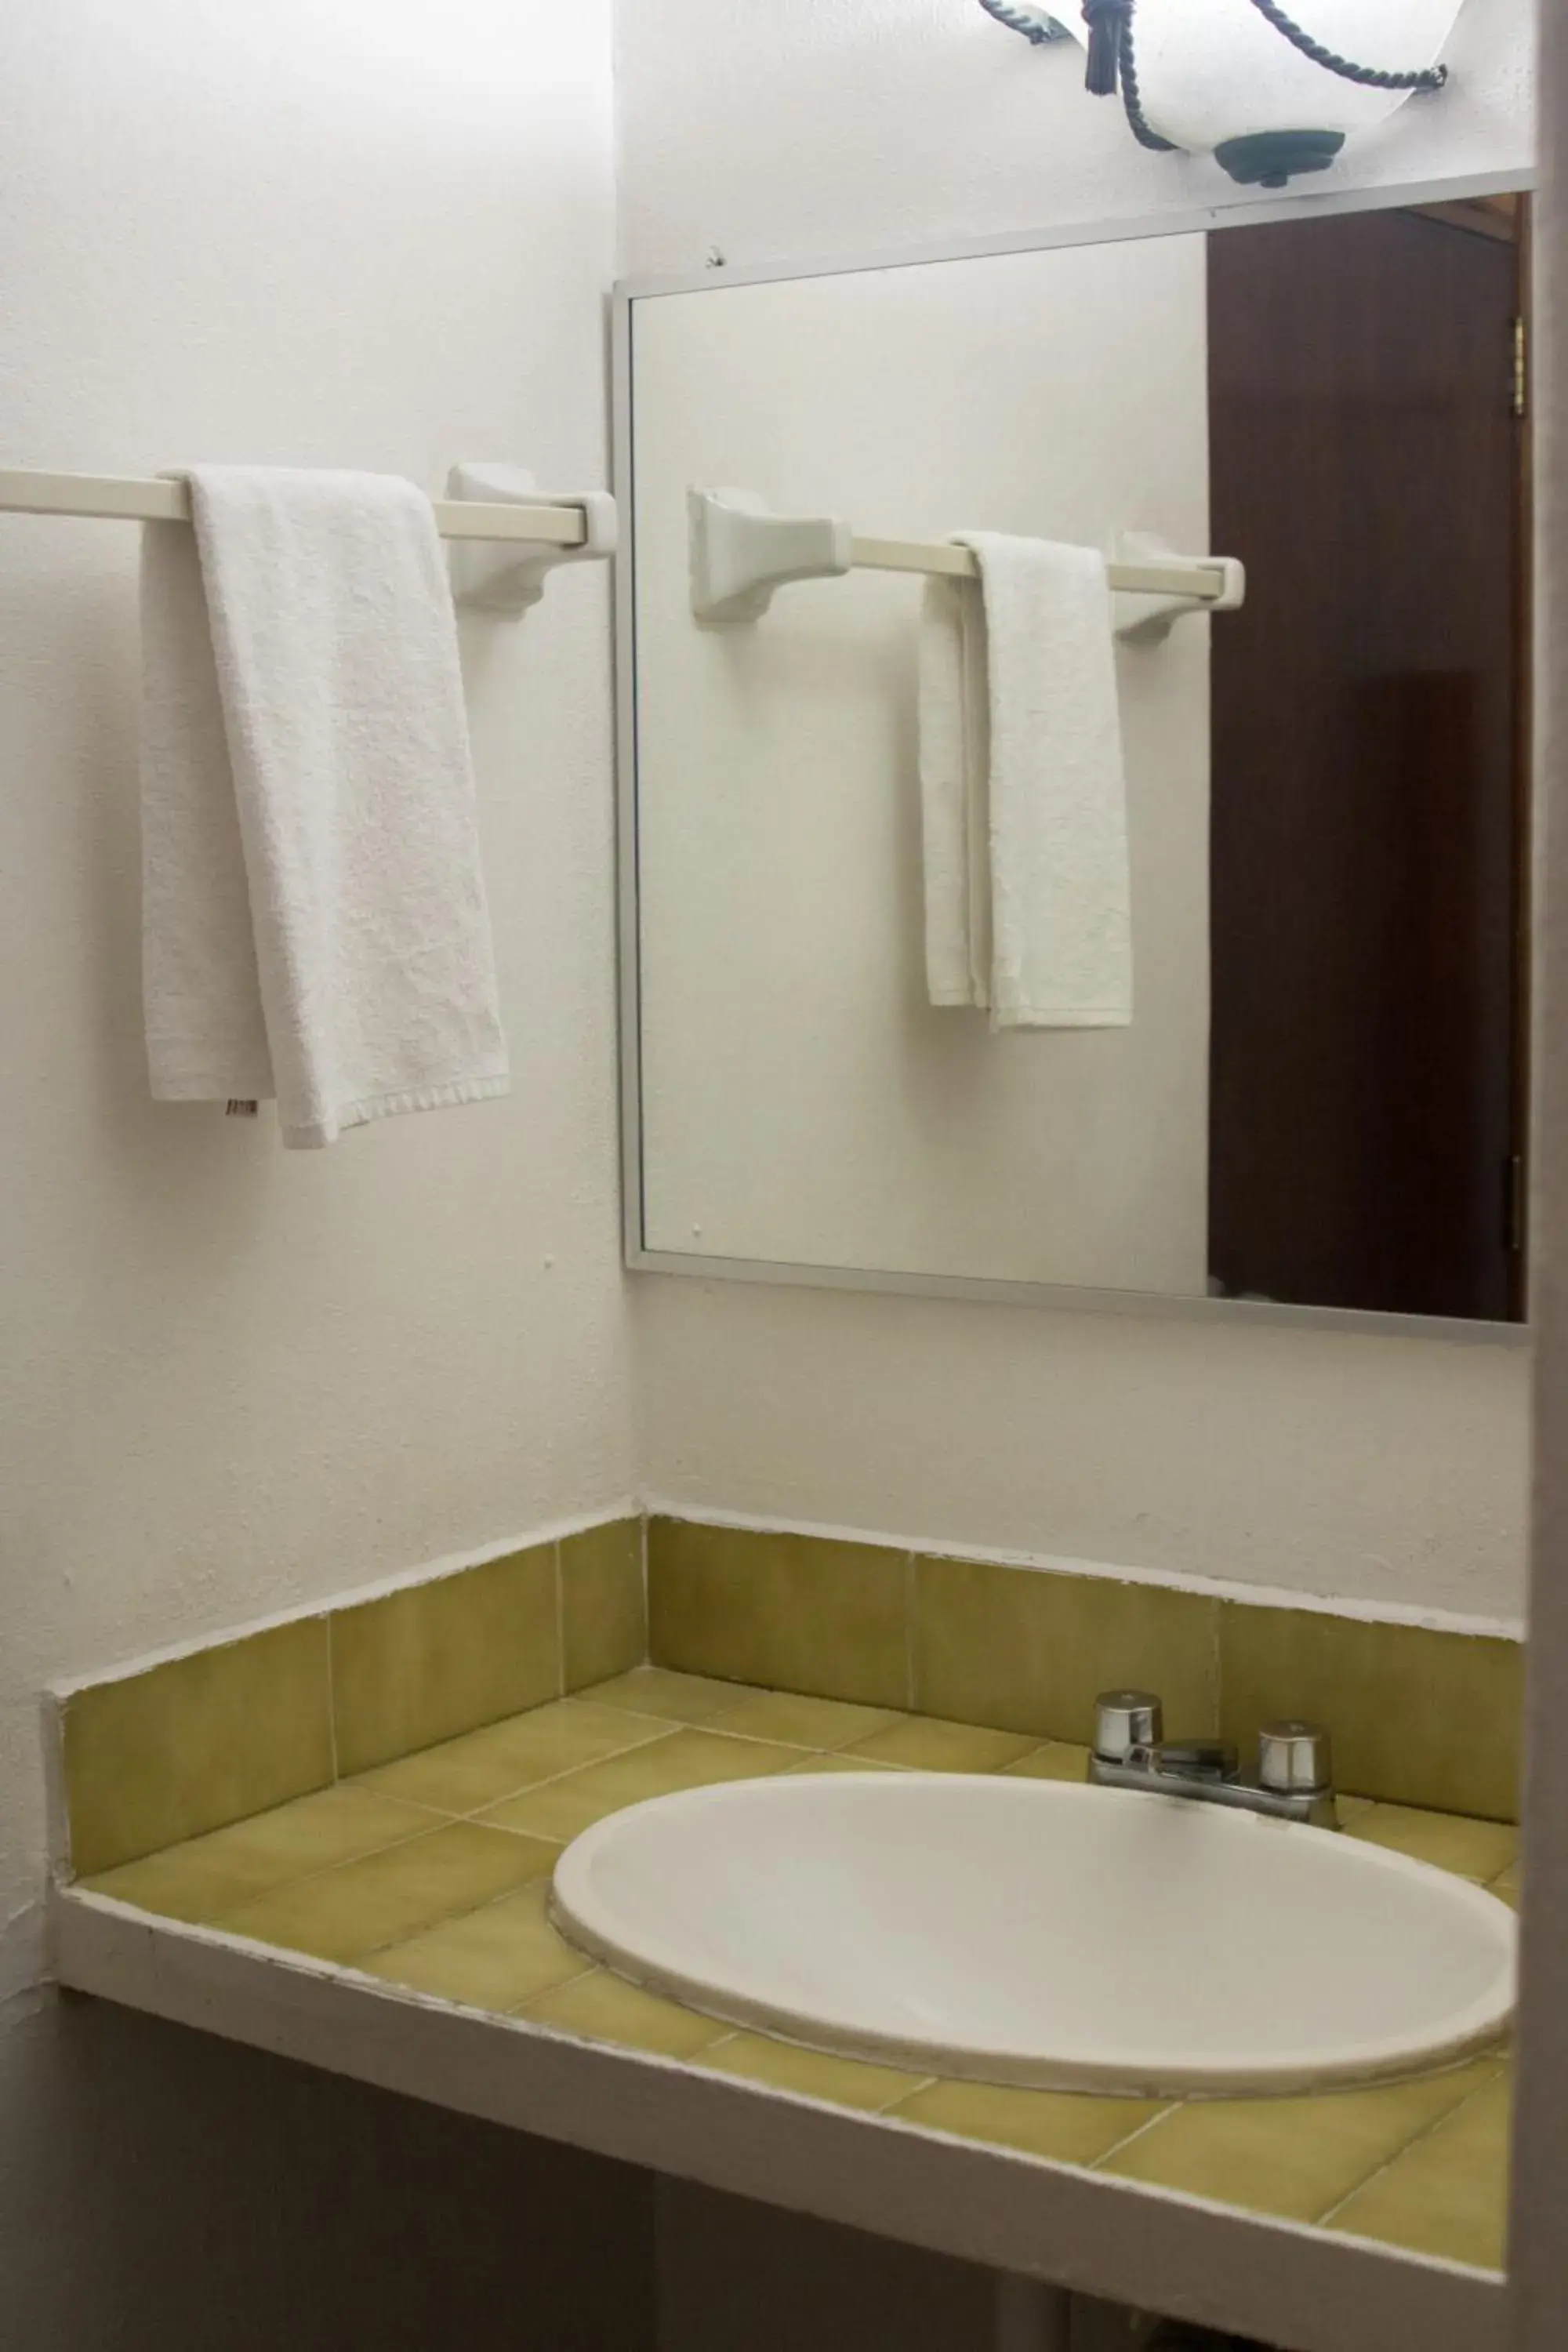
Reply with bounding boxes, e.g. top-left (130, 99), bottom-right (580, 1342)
top-left (551, 1772), bottom-right (1515, 2096)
